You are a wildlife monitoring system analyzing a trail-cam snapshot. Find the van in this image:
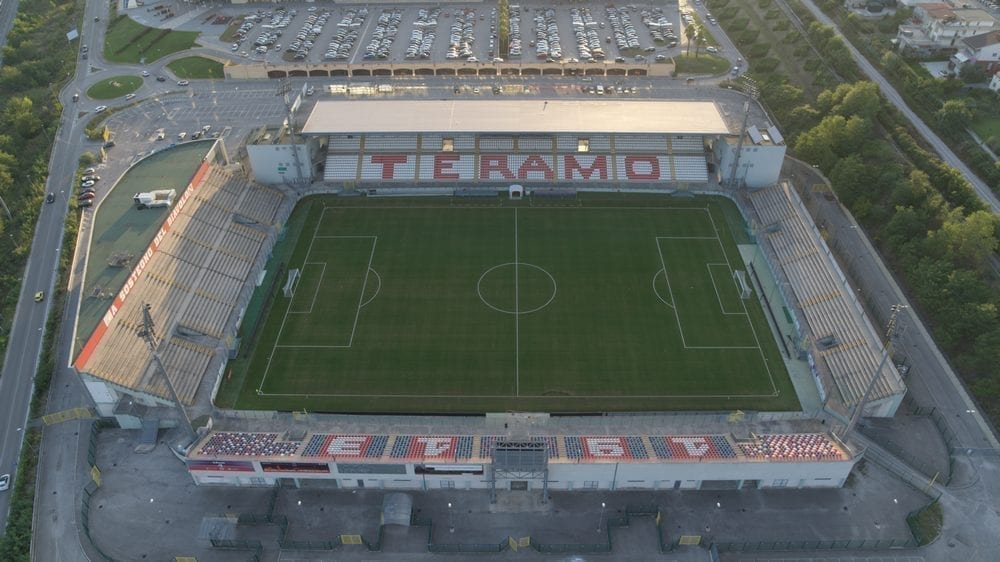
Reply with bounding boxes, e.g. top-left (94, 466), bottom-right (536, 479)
top-left (177, 132), bottom-right (187, 141)
top-left (596, 85), bottom-right (604, 95)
